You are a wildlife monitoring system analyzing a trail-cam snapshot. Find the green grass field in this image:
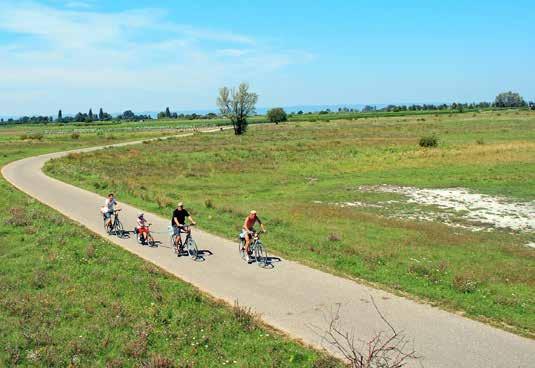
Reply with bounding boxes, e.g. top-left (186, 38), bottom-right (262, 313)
top-left (45, 110), bottom-right (535, 337)
top-left (0, 132), bottom-right (339, 367)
